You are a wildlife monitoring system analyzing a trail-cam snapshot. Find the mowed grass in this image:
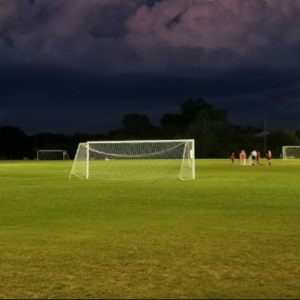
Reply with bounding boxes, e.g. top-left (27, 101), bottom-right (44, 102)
top-left (0, 159), bottom-right (300, 299)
